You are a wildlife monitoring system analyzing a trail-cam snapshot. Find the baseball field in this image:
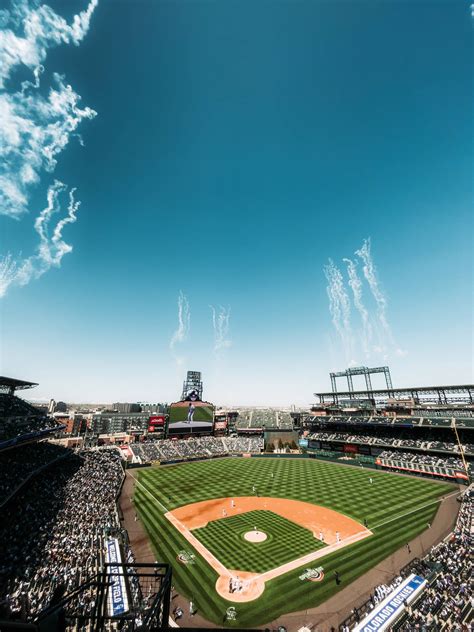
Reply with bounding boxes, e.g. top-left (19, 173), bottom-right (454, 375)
top-left (133, 457), bottom-right (456, 627)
